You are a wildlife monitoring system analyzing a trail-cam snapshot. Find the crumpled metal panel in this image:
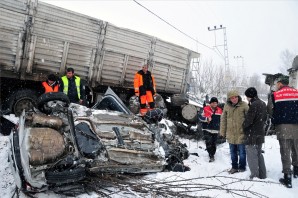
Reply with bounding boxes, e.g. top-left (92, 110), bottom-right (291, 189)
top-left (89, 163), bottom-right (164, 174)
top-left (107, 148), bottom-right (162, 165)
